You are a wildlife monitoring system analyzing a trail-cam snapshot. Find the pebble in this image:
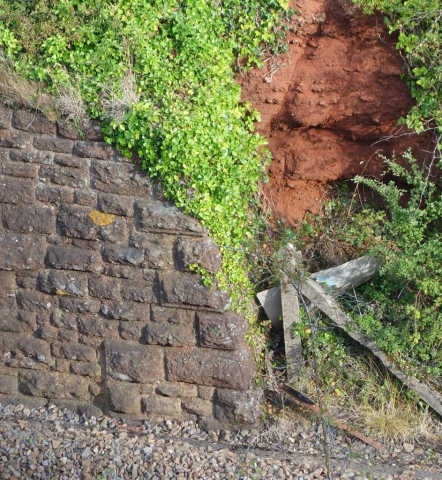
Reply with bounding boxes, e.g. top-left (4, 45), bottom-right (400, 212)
top-left (0, 403), bottom-right (440, 480)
